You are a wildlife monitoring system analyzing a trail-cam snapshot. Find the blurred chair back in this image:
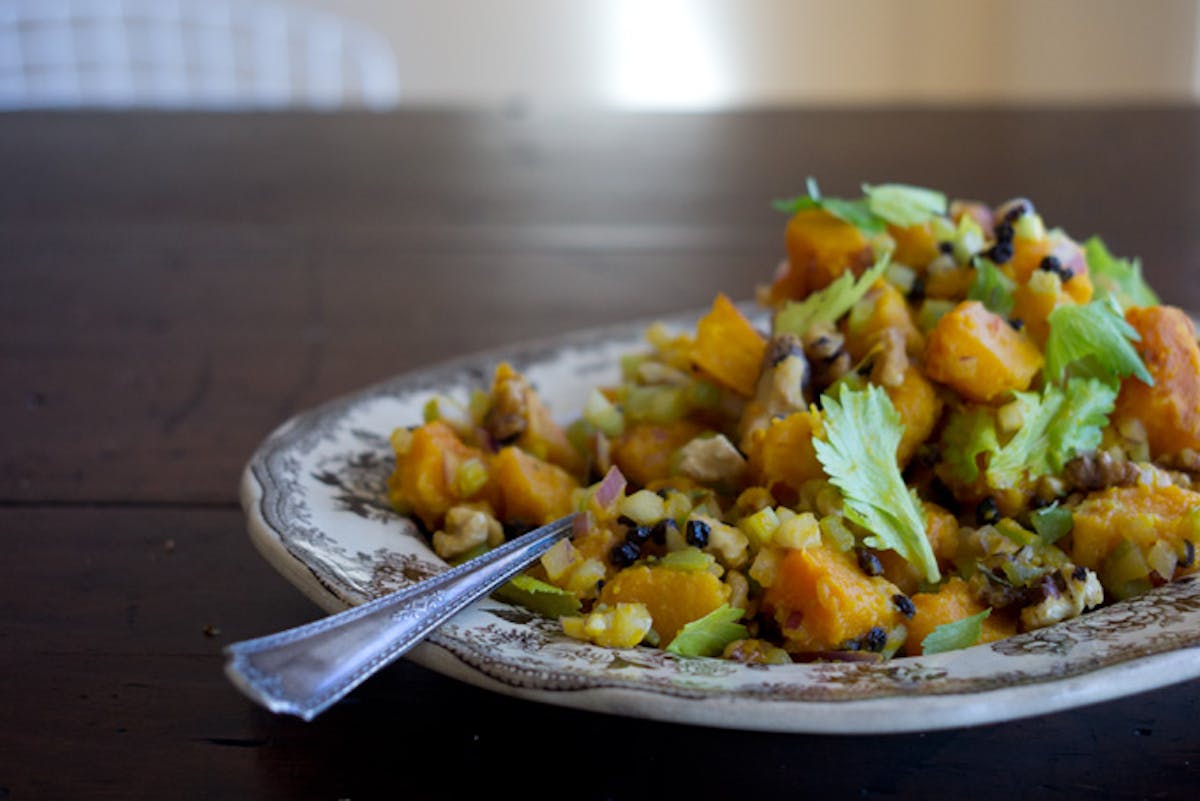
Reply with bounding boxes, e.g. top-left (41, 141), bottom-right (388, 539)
top-left (0, 0), bottom-right (399, 109)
